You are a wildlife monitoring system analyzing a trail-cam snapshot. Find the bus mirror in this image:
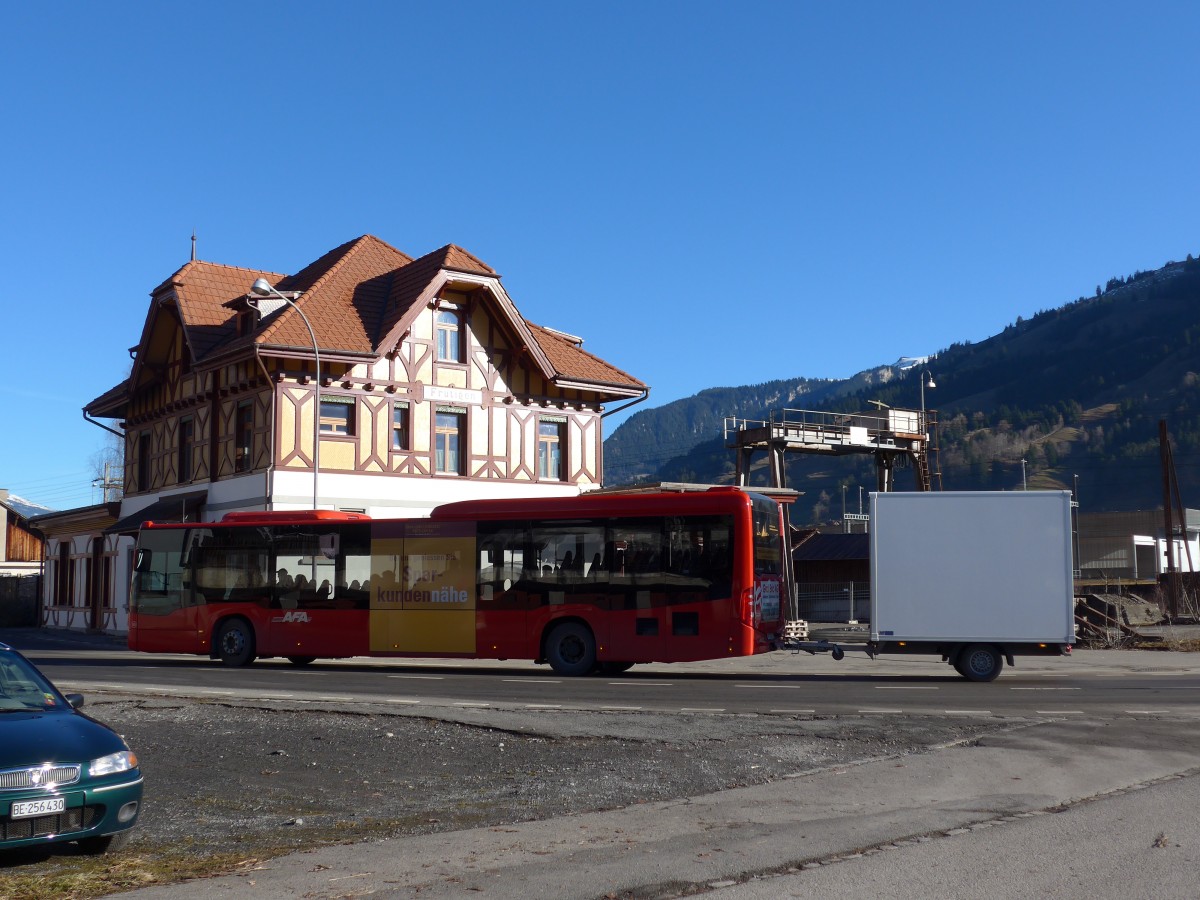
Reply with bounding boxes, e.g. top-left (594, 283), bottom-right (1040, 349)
top-left (134, 549), bottom-right (152, 573)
